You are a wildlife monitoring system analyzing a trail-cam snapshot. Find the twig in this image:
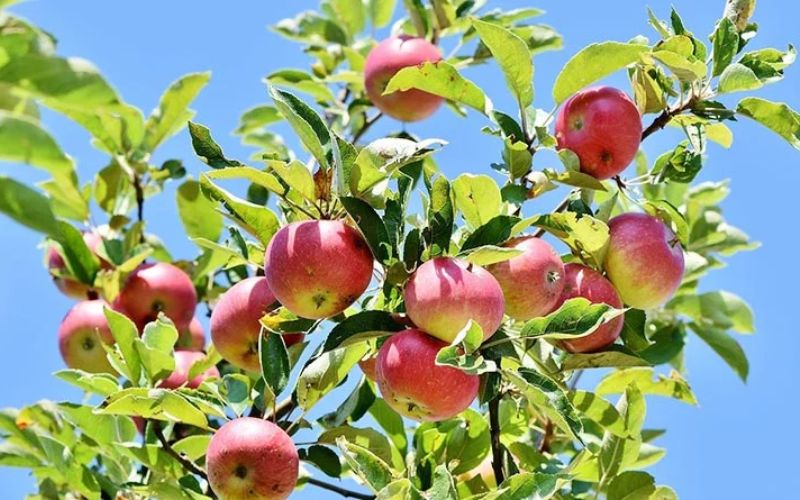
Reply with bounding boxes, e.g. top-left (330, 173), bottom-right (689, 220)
top-left (488, 397), bottom-right (506, 485)
top-left (533, 193), bottom-right (573, 238)
top-left (306, 477), bottom-right (375, 499)
top-left (641, 97), bottom-right (696, 141)
top-left (352, 112), bottom-right (383, 145)
top-left (538, 418), bottom-right (554, 454)
top-left (152, 422), bottom-right (209, 480)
